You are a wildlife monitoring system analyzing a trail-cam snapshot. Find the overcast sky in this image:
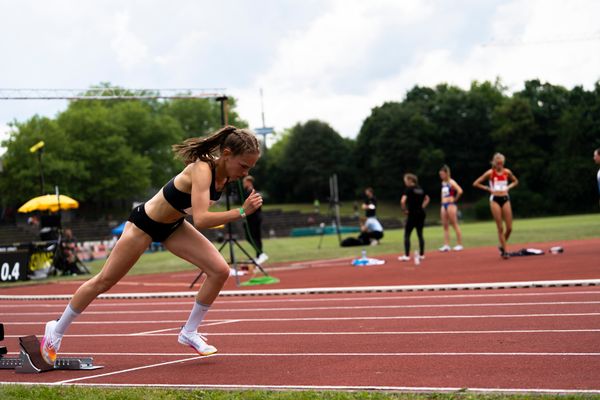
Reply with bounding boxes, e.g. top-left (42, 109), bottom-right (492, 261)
top-left (1, 0), bottom-right (599, 150)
